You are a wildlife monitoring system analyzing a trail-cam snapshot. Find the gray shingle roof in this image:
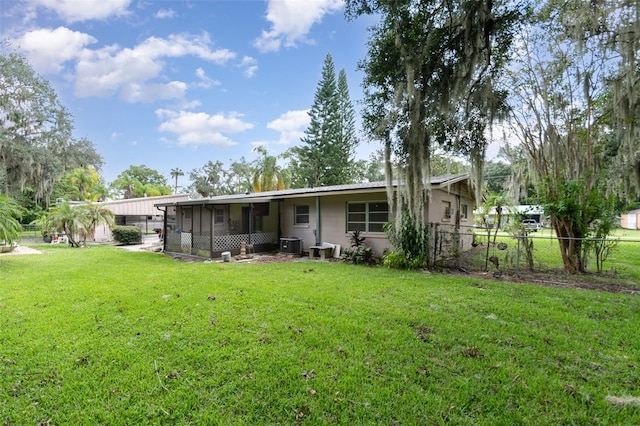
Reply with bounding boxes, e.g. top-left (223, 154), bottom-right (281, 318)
top-left (155, 173), bottom-right (470, 206)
